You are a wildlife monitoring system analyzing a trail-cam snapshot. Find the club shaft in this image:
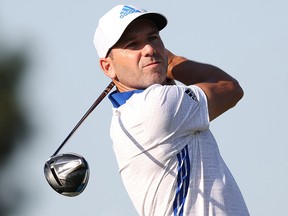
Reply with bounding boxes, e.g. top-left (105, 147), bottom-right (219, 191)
top-left (52, 81), bottom-right (115, 156)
